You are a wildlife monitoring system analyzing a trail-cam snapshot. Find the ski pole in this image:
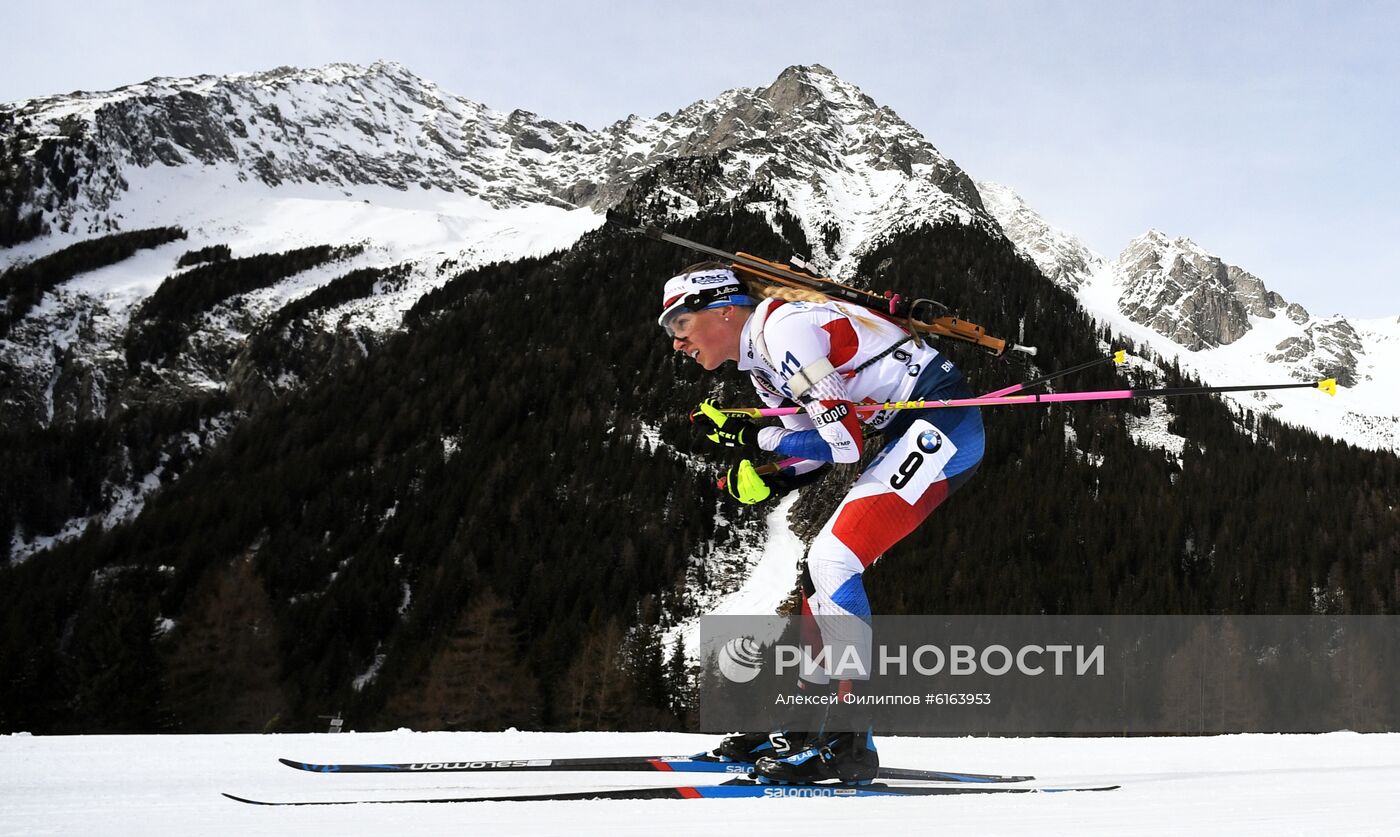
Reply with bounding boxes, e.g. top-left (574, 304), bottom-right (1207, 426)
top-left (981, 350), bottom-right (1126, 398)
top-left (715, 350), bottom-right (1137, 489)
top-left (722, 379), bottom-right (1337, 419)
